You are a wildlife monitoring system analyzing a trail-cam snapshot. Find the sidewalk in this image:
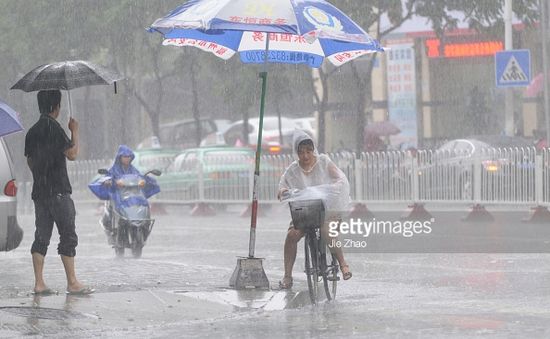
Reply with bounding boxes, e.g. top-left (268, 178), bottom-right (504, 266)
top-left (0, 288), bottom-right (309, 337)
